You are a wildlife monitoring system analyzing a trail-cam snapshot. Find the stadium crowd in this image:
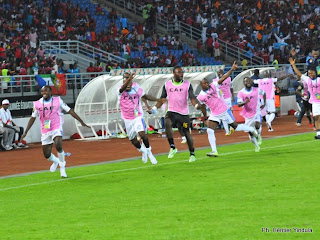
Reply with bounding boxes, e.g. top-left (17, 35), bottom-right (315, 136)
top-left (135, 0), bottom-right (320, 64)
top-left (0, 0), bottom-right (220, 84)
